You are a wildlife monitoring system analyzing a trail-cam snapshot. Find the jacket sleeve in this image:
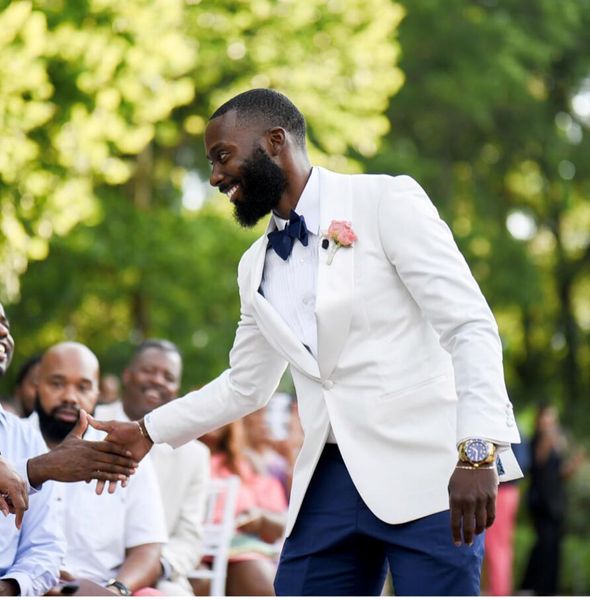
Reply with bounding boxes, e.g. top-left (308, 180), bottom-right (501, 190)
top-left (3, 475), bottom-right (65, 595)
top-left (146, 250), bottom-right (288, 448)
top-left (378, 175), bottom-right (520, 447)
